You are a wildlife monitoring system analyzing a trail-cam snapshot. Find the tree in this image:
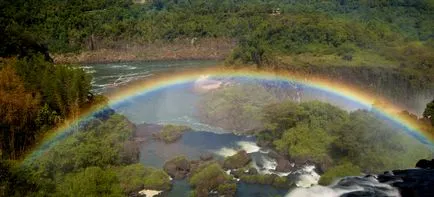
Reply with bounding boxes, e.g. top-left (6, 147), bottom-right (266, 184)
top-left (0, 62), bottom-right (40, 159)
top-left (423, 99), bottom-right (434, 126)
top-left (56, 167), bottom-right (123, 197)
top-left (274, 123), bottom-right (334, 162)
top-left (189, 163), bottom-right (234, 197)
